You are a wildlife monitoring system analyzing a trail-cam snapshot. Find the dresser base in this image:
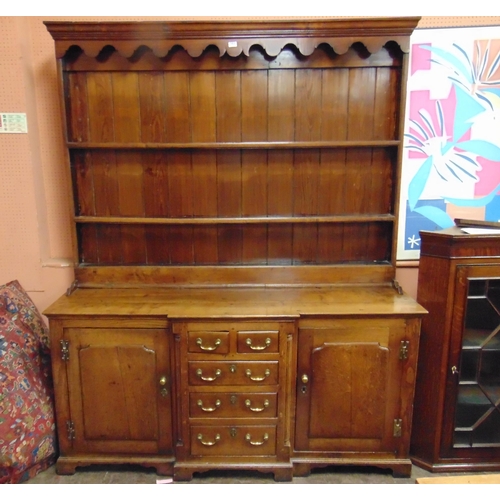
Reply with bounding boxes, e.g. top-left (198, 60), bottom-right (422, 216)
top-left (56, 455), bottom-right (174, 477)
top-left (293, 458), bottom-right (413, 478)
top-left (173, 462), bottom-right (294, 482)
